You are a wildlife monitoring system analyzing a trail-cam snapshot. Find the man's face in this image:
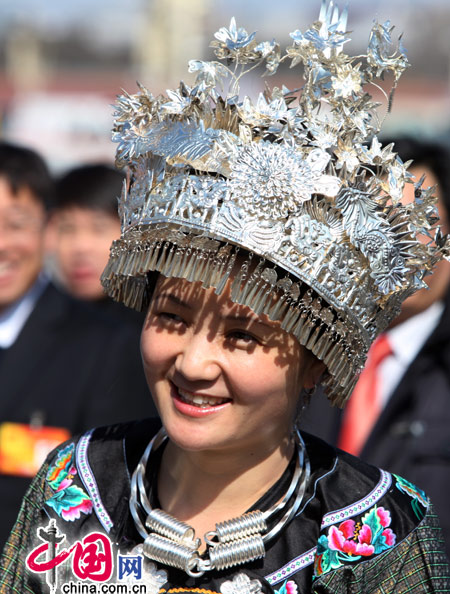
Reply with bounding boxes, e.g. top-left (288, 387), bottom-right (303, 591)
top-left (392, 165), bottom-right (450, 327)
top-left (49, 206), bottom-right (121, 300)
top-left (0, 177), bottom-right (46, 314)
